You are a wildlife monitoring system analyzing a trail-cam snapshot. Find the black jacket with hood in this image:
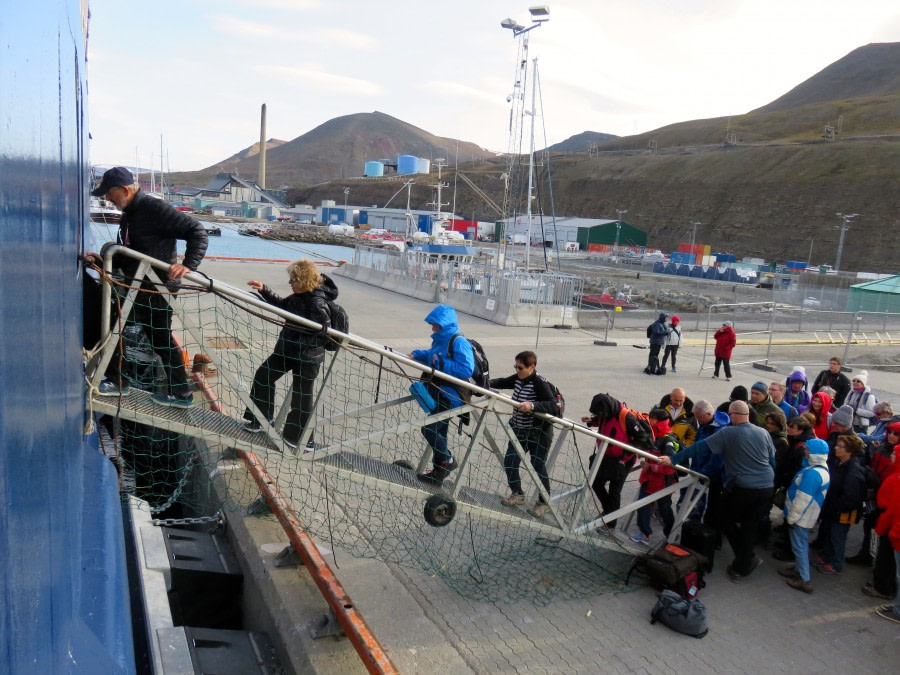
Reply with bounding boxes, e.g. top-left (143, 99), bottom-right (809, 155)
top-left (258, 274), bottom-right (338, 363)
